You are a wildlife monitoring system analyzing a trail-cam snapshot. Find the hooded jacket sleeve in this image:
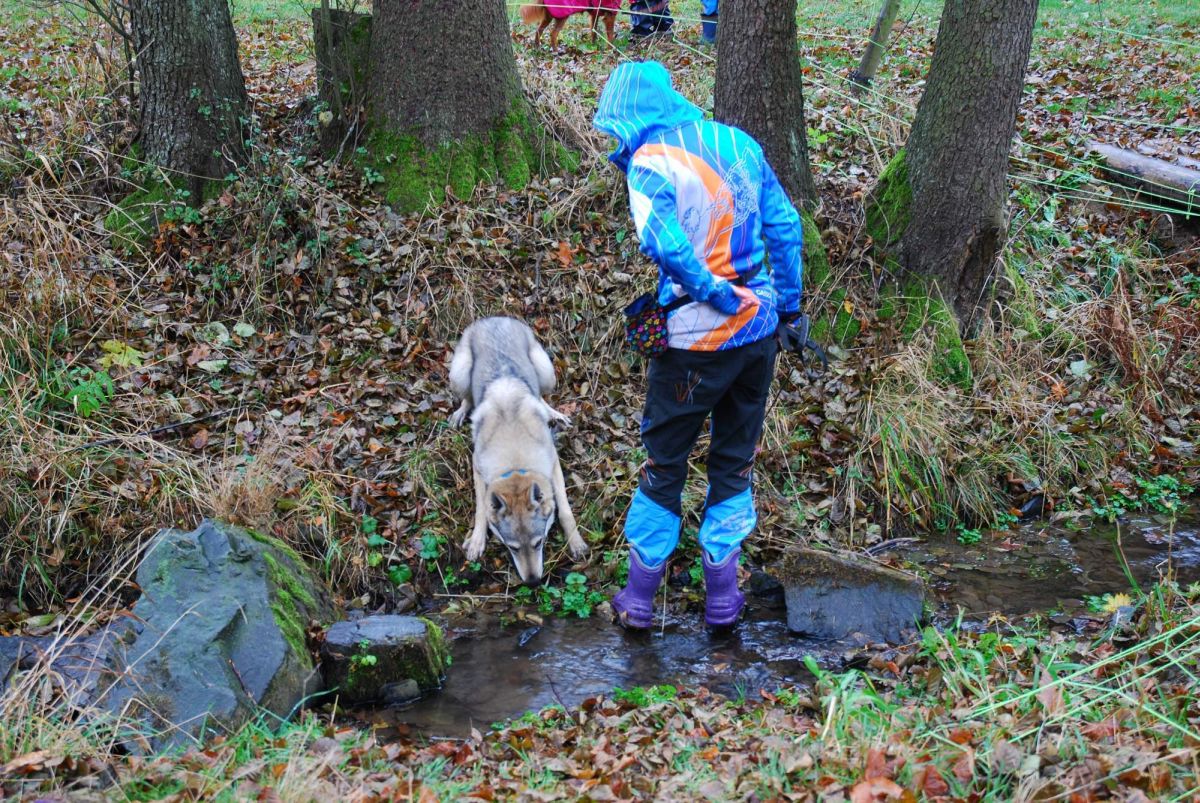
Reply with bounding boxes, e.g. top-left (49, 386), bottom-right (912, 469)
top-left (760, 160), bottom-right (804, 315)
top-left (626, 160), bottom-right (719, 303)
